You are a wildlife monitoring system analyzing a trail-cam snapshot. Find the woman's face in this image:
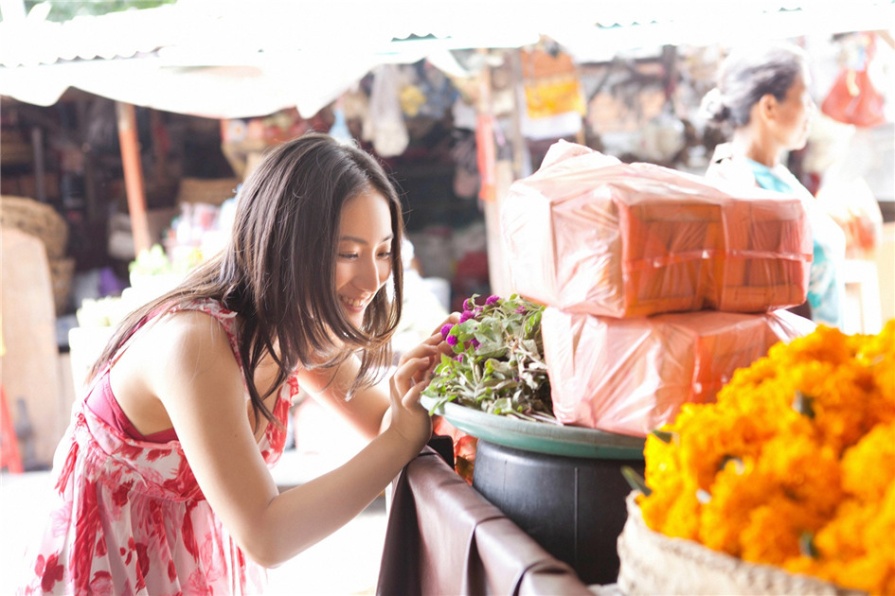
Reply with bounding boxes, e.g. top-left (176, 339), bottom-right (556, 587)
top-left (772, 73), bottom-right (815, 151)
top-left (334, 189), bottom-right (394, 328)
